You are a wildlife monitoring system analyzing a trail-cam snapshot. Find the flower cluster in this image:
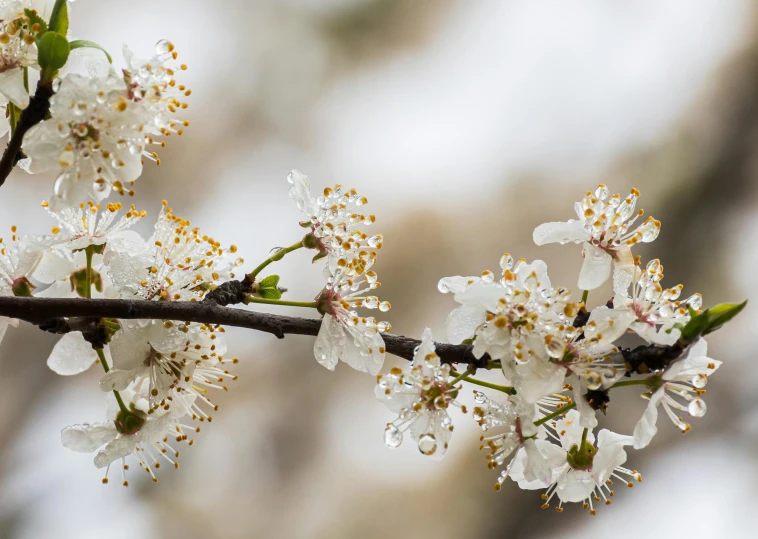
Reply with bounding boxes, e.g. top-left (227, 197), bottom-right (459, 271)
top-left (289, 169), bottom-right (392, 376)
top-left (1, 199), bottom-right (241, 485)
top-left (371, 184), bottom-right (727, 515)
